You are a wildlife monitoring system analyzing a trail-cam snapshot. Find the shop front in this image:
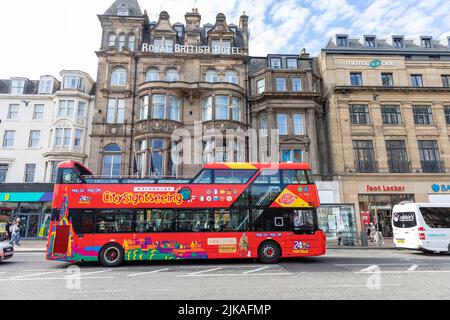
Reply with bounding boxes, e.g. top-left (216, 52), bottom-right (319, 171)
top-left (0, 184), bottom-right (54, 239)
top-left (340, 175), bottom-right (450, 239)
